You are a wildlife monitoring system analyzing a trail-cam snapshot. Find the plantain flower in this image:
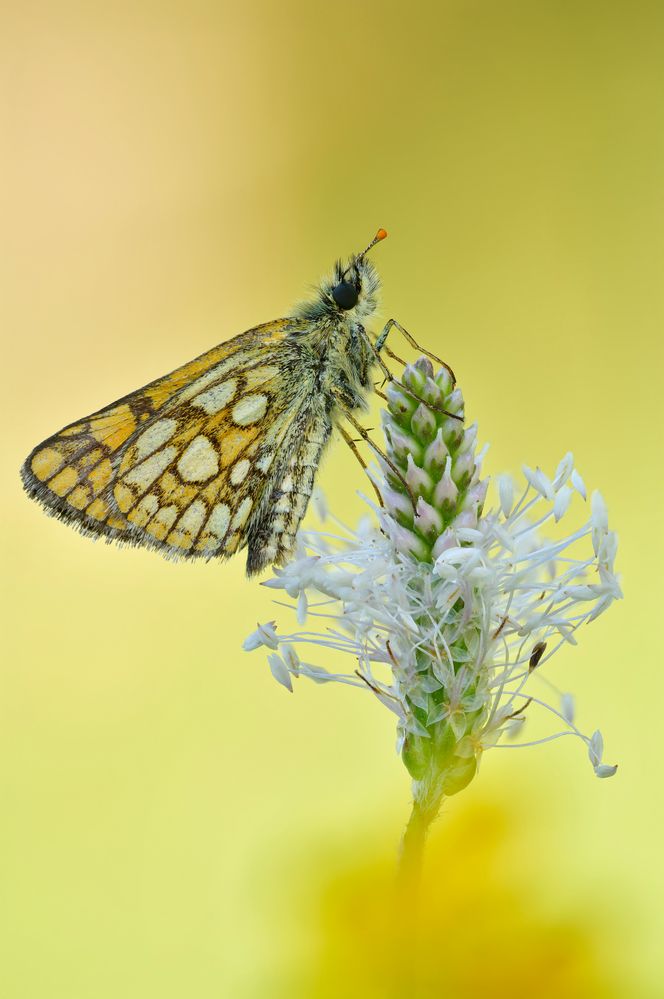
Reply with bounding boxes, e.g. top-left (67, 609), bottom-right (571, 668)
top-left (244, 358), bottom-right (620, 853)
